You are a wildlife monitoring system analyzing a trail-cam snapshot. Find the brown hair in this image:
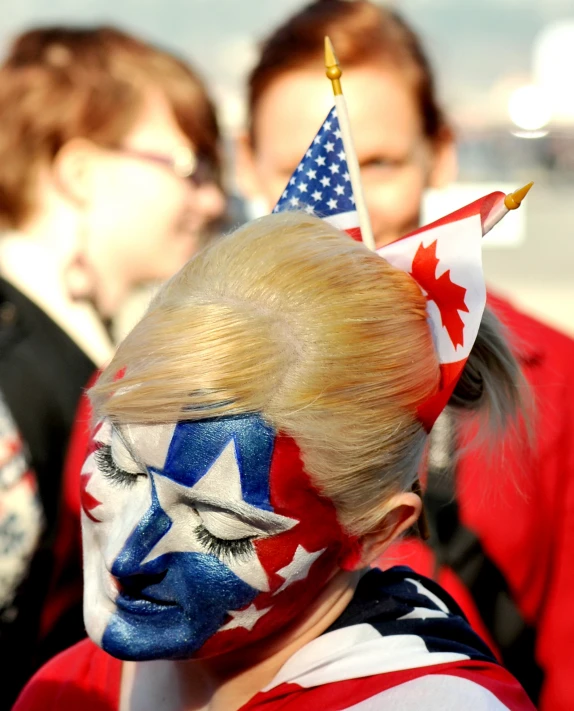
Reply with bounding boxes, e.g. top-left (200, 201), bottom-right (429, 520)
top-left (248, 0), bottom-right (448, 143)
top-left (0, 26), bottom-right (221, 229)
